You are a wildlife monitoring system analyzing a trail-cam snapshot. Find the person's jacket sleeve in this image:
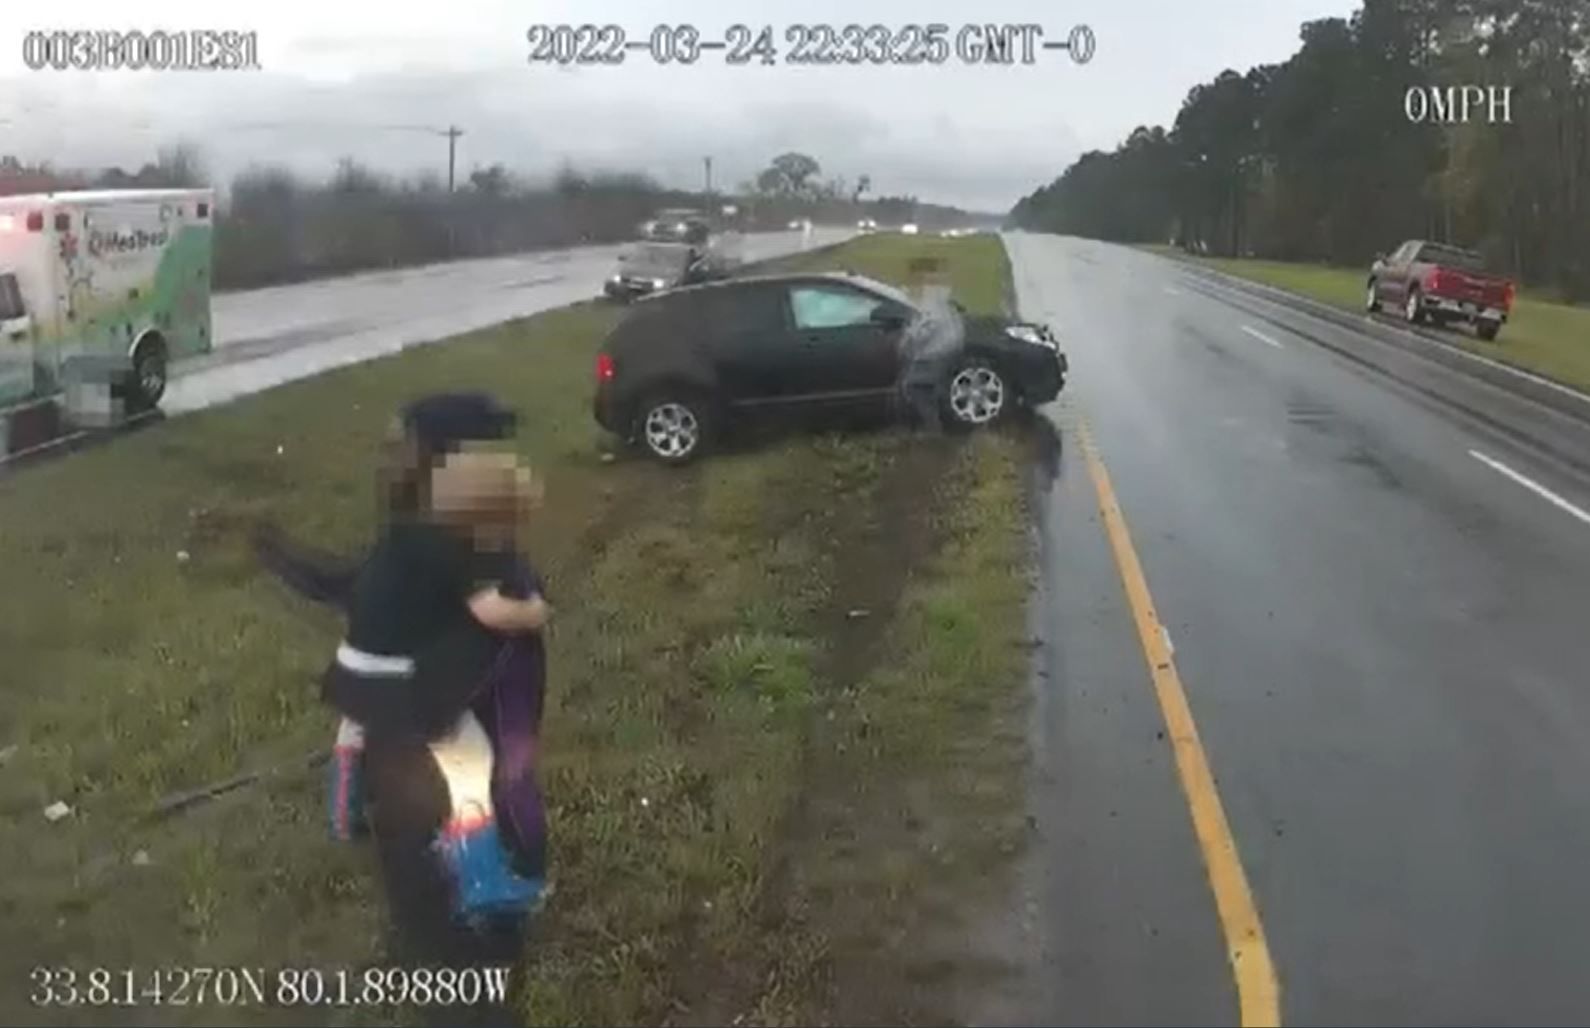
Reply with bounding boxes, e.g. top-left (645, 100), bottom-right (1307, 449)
top-left (256, 525), bottom-right (516, 741)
